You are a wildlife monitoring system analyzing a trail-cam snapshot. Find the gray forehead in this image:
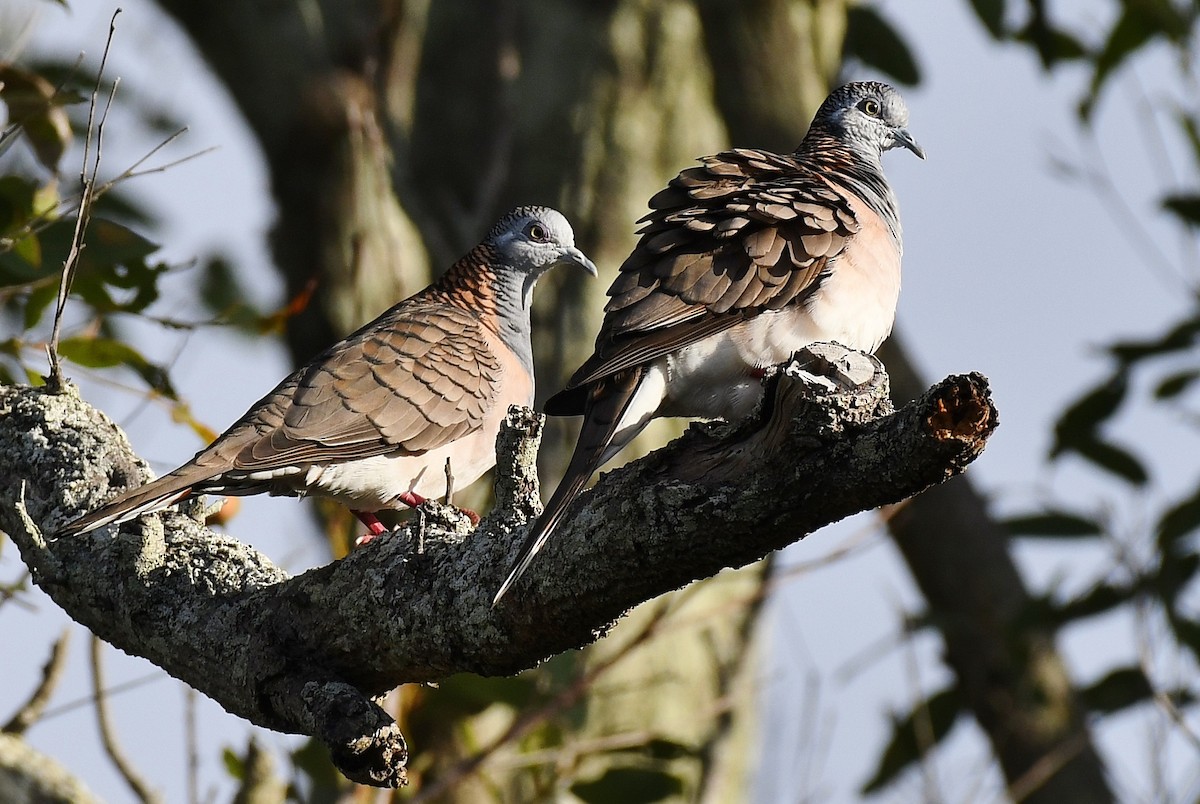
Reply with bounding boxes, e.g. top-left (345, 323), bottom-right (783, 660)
top-left (878, 90), bottom-right (910, 126)
top-left (513, 208), bottom-right (575, 245)
top-left (843, 84), bottom-right (907, 122)
top-left (532, 208), bottom-right (574, 243)
top-left (491, 206), bottom-right (576, 246)
top-left (822, 82), bottom-right (909, 124)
